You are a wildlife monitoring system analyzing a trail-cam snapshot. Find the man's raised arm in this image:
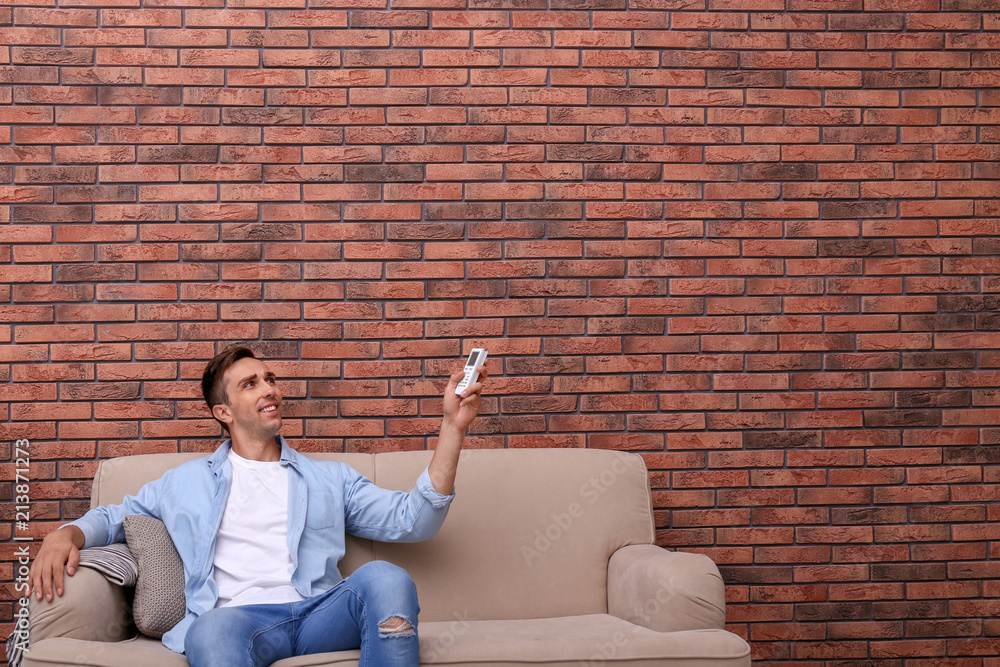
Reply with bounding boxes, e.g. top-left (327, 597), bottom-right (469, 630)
top-left (428, 364), bottom-right (487, 496)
